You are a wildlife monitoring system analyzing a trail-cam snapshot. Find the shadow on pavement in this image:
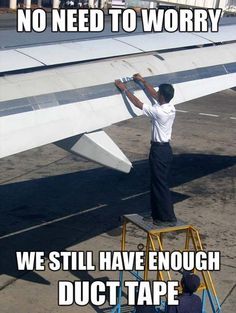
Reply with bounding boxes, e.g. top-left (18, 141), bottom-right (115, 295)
top-left (0, 153), bottom-right (235, 284)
